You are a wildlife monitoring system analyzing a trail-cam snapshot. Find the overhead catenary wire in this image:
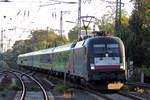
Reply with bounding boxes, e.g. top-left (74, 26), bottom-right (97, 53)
top-left (0, 0), bottom-right (133, 49)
